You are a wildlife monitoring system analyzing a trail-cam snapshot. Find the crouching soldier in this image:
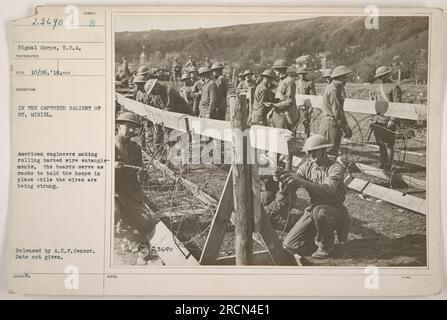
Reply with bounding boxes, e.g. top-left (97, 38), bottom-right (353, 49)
top-left (279, 135), bottom-right (351, 259)
top-left (115, 112), bottom-right (158, 262)
top-left (369, 66), bottom-right (402, 171)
